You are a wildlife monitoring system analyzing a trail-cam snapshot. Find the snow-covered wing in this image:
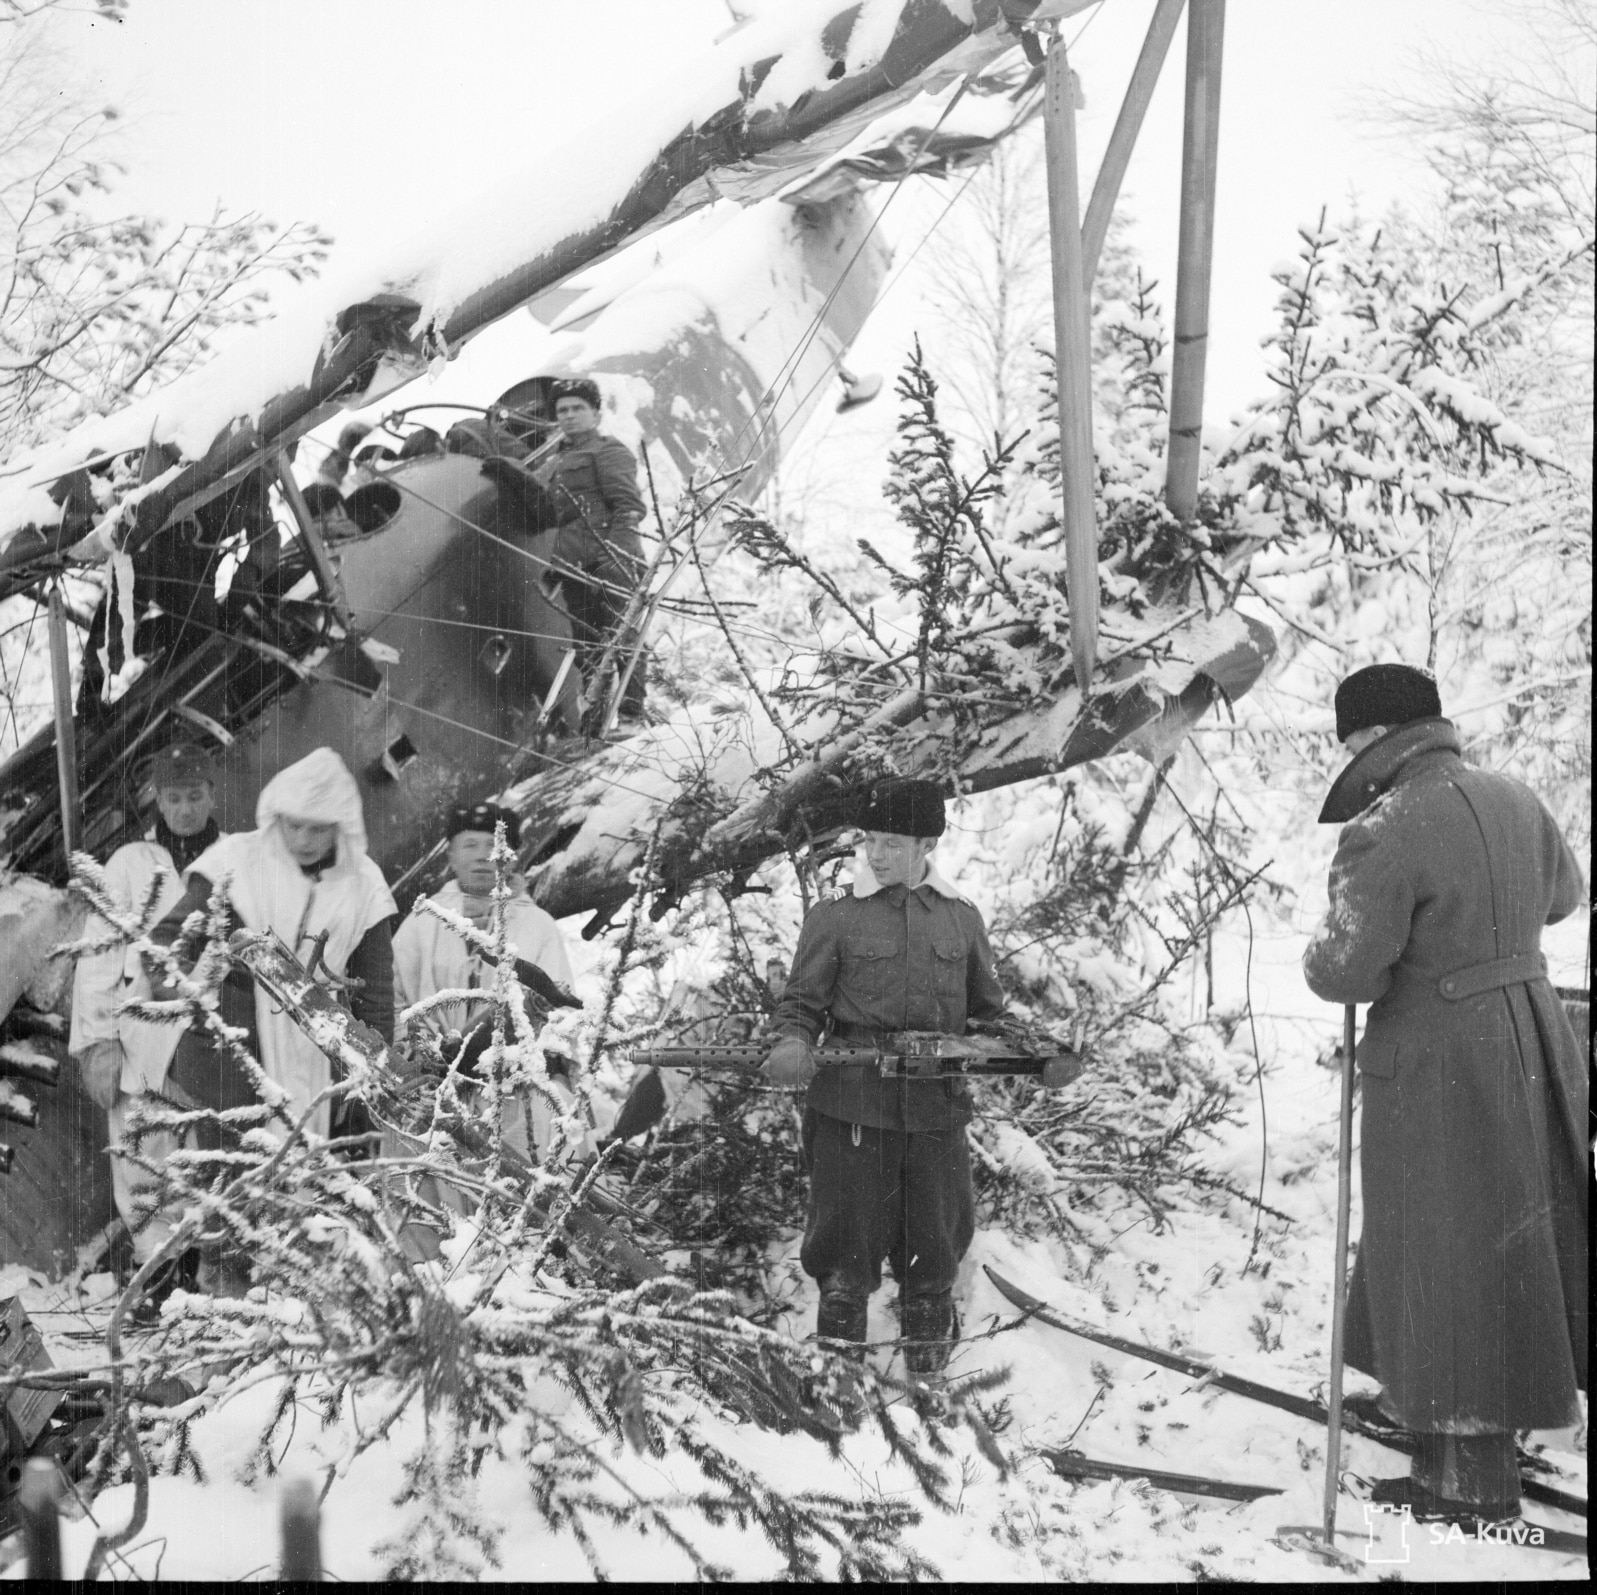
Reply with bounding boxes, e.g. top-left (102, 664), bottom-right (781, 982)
top-left (0, 0), bottom-right (1049, 573)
